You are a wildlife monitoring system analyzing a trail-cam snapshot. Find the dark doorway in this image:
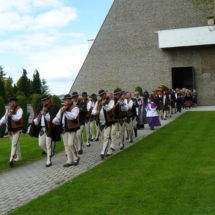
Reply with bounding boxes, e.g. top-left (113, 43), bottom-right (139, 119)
top-left (172, 67), bottom-right (195, 90)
